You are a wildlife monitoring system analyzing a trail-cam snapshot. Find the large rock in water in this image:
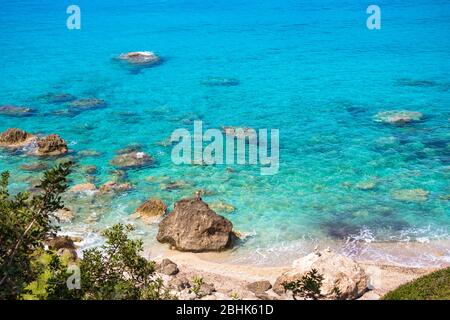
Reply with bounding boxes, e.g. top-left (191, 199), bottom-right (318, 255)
top-left (132, 198), bottom-right (167, 224)
top-left (157, 198), bottom-right (234, 252)
top-left (0, 128), bottom-right (35, 148)
top-left (37, 134), bottom-right (68, 156)
top-left (274, 249), bottom-right (368, 300)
